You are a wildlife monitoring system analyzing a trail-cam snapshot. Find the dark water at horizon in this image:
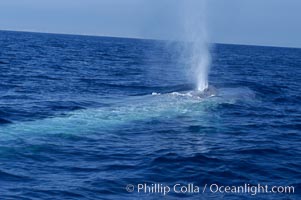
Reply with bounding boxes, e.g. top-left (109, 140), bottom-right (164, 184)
top-left (0, 30), bottom-right (300, 200)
